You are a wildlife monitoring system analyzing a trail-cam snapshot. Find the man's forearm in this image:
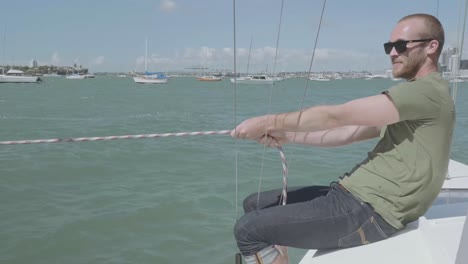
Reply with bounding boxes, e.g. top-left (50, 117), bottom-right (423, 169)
top-left (285, 126), bottom-right (380, 147)
top-left (268, 105), bottom-right (339, 133)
